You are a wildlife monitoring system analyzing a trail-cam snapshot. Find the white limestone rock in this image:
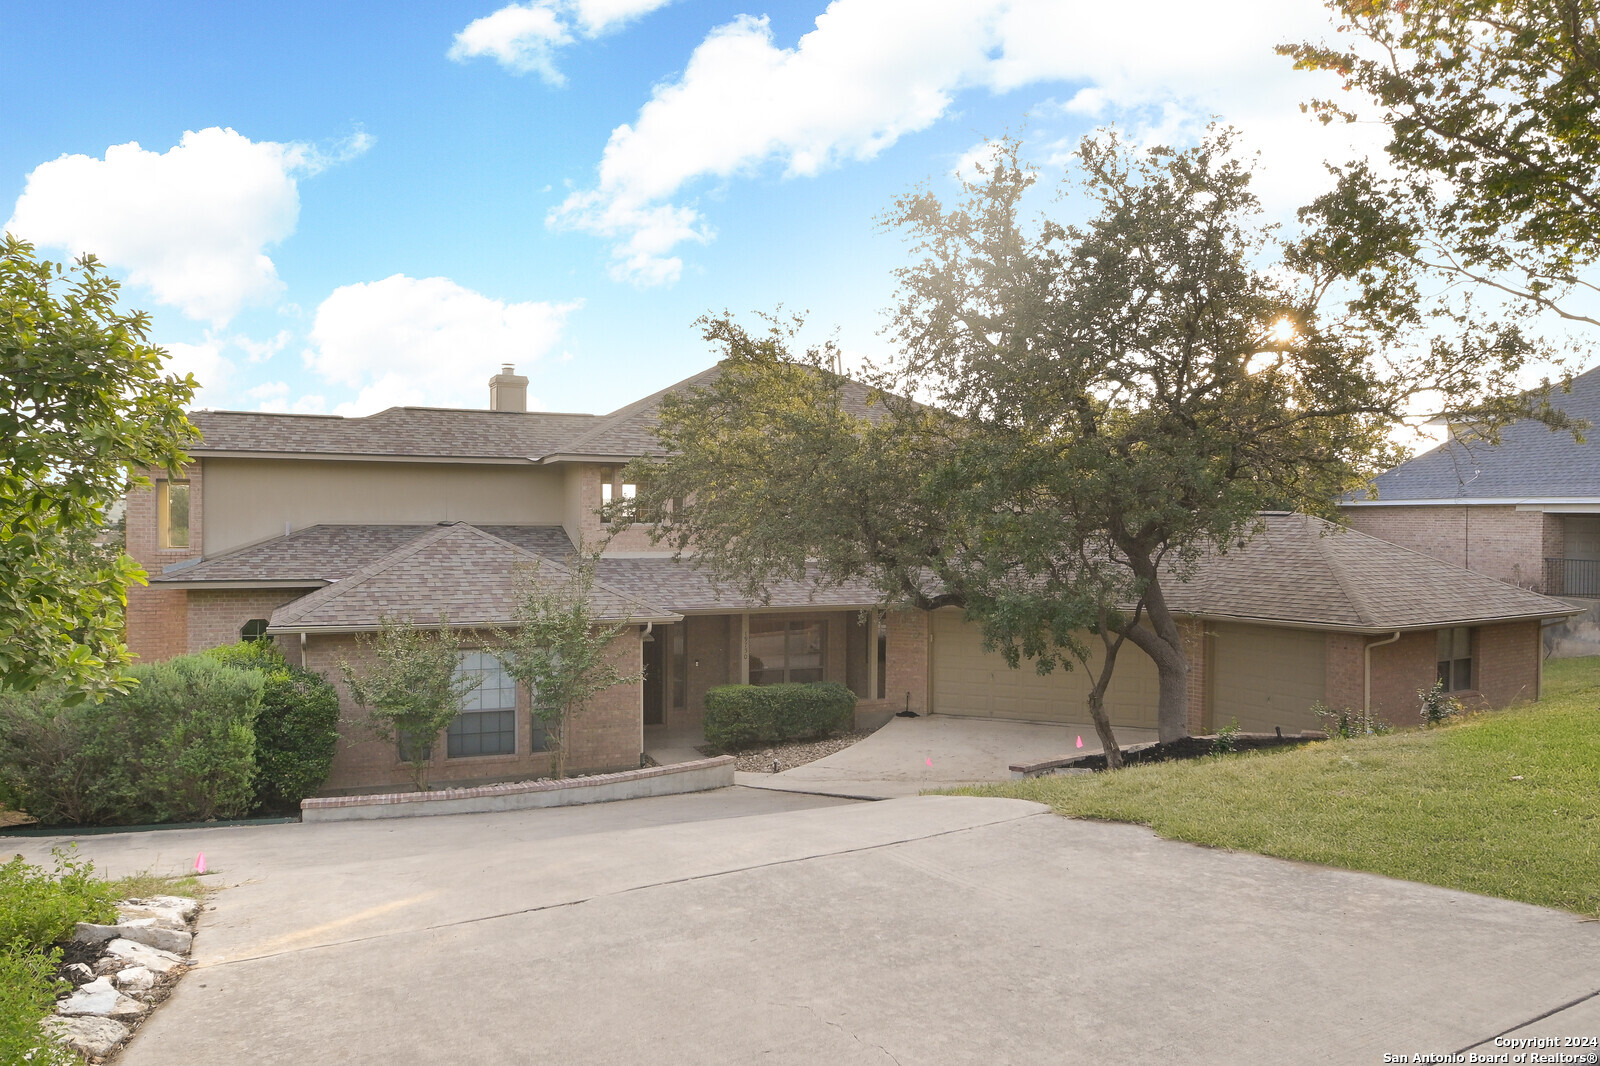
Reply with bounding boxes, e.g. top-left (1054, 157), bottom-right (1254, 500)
top-left (114, 965), bottom-right (157, 993)
top-left (46, 1015), bottom-right (130, 1058)
top-left (58, 976), bottom-right (148, 1018)
top-left (75, 918), bottom-right (192, 954)
top-left (116, 904), bottom-right (189, 930)
top-left (95, 938), bottom-right (187, 975)
top-left (62, 962), bottom-right (95, 984)
top-left (132, 894), bottom-right (200, 920)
